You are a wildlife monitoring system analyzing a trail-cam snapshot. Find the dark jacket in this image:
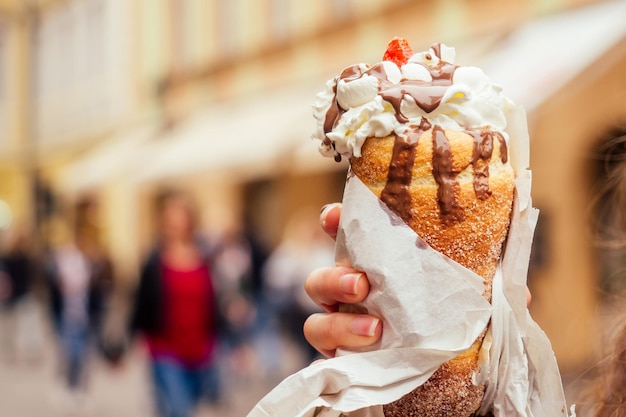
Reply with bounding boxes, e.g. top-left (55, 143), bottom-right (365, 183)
top-left (47, 250), bottom-right (108, 332)
top-left (2, 251), bottom-right (32, 307)
top-left (130, 248), bottom-right (219, 337)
